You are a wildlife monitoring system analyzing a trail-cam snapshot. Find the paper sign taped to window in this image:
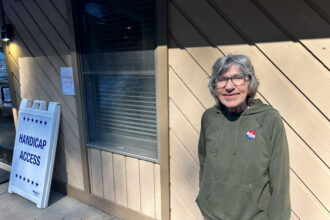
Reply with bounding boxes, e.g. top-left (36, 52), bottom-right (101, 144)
top-left (60, 67), bottom-right (75, 95)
